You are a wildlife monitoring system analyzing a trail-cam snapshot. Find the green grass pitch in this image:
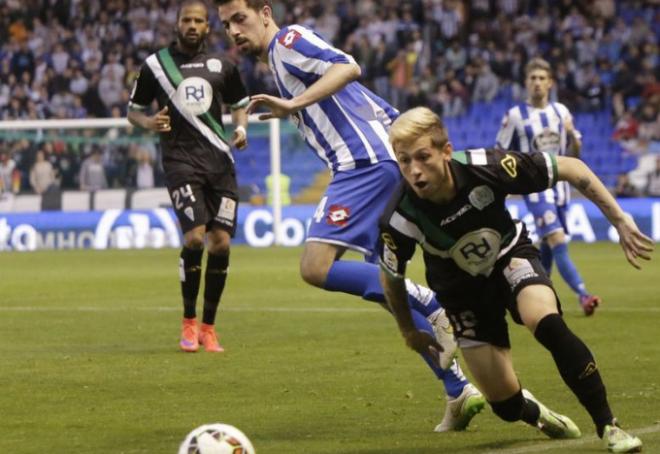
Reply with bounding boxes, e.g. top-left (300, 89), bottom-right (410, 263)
top-left (1, 243), bottom-right (659, 453)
